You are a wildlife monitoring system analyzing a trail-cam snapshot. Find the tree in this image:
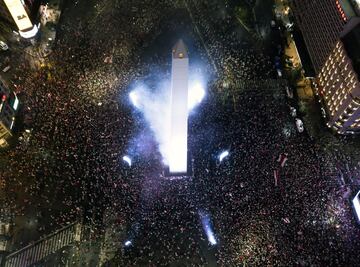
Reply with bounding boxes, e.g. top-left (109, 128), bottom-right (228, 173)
top-left (235, 3), bottom-right (252, 26)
